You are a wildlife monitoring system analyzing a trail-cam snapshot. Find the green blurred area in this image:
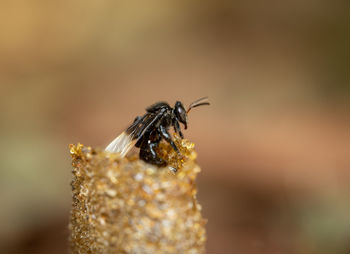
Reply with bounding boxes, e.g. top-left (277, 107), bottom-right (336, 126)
top-left (1, 1), bottom-right (350, 253)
